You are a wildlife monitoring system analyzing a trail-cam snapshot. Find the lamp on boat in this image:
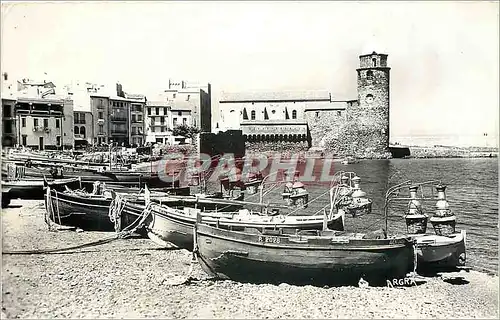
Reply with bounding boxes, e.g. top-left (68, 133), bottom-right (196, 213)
top-left (346, 176), bottom-right (372, 217)
top-left (245, 171), bottom-right (263, 195)
top-left (404, 185), bottom-right (428, 234)
top-left (430, 185), bottom-right (456, 236)
top-left (290, 181), bottom-right (309, 209)
top-left (282, 182), bottom-right (294, 206)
